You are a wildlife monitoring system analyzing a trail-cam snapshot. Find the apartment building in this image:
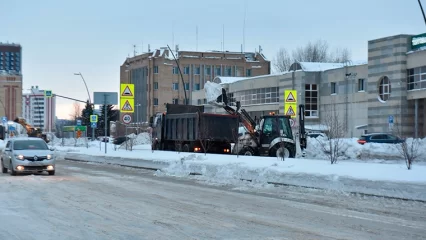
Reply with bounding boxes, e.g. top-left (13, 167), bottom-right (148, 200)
top-left (193, 33), bottom-right (426, 138)
top-left (120, 47), bottom-right (270, 123)
top-left (22, 86), bottom-right (56, 132)
top-left (0, 43), bottom-right (22, 120)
